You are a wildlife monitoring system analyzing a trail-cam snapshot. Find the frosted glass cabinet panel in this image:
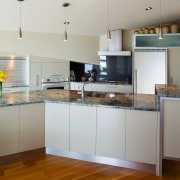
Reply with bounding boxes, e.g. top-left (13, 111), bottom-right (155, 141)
top-left (134, 34), bottom-right (180, 48)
